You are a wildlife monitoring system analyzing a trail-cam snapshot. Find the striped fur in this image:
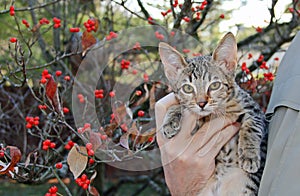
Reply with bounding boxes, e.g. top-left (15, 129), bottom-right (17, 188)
top-left (159, 33), bottom-right (268, 195)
